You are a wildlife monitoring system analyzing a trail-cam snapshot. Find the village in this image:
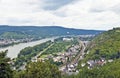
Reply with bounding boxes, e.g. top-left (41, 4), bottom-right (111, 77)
top-left (0, 38), bottom-right (34, 47)
top-left (10, 36), bottom-right (113, 74)
top-left (29, 37), bottom-right (82, 73)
